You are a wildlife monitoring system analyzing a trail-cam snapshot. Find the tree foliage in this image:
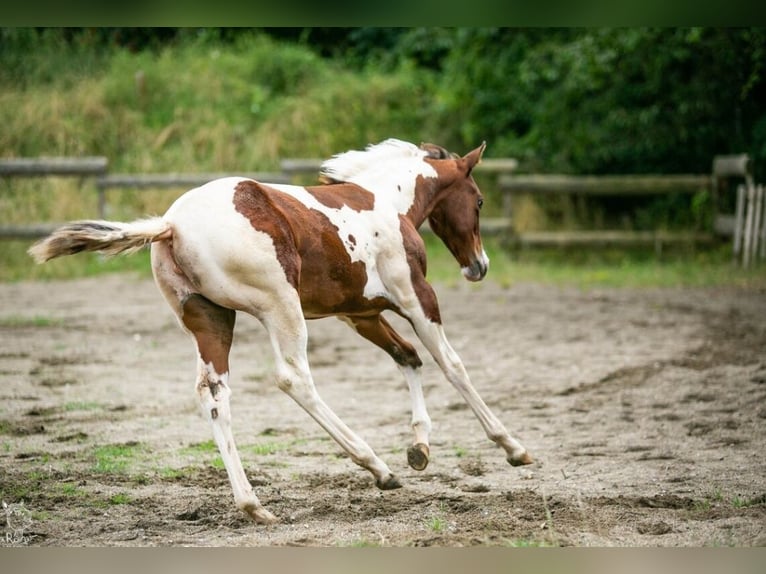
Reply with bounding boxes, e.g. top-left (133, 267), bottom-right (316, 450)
top-left (428, 28), bottom-right (766, 176)
top-left (2, 27), bottom-right (765, 178)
